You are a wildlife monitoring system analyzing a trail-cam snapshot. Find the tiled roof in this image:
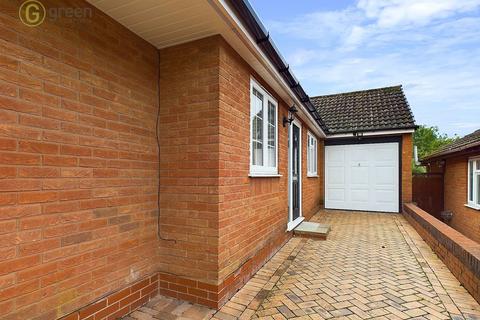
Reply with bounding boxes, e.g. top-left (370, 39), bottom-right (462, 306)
top-left (423, 129), bottom-right (480, 161)
top-left (310, 85), bottom-right (416, 134)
